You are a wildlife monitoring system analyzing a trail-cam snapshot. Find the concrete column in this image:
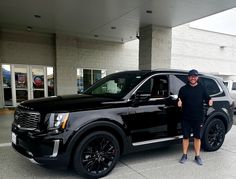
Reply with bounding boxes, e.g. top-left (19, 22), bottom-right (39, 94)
top-left (139, 25), bottom-right (172, 70)
top-left (55, 34), bottom-right (78, 95)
